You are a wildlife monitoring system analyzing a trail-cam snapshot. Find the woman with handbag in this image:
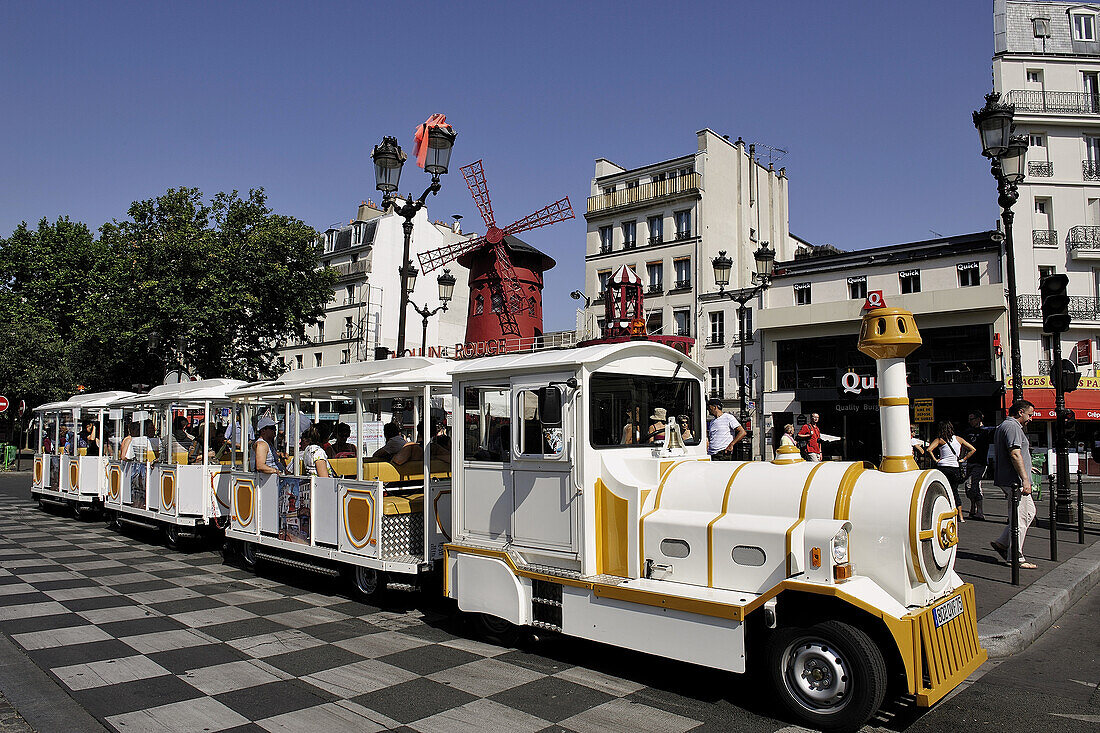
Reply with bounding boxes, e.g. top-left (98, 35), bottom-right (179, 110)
top-left (928, 420), bottom-right (976, 522)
